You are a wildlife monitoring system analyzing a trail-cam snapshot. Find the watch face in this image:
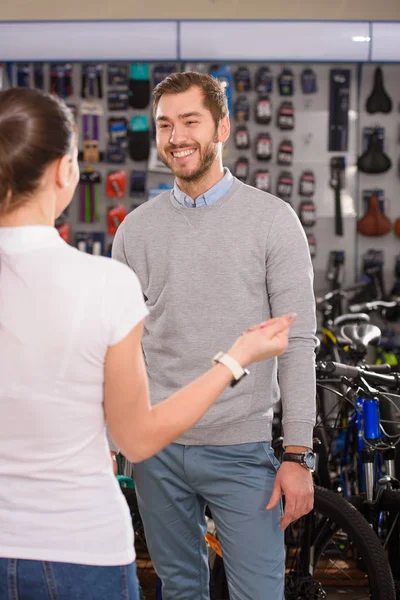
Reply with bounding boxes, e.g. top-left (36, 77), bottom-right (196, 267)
top-left (305, 451), bottom-right (316, 470)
